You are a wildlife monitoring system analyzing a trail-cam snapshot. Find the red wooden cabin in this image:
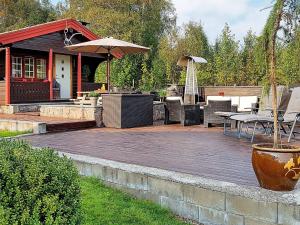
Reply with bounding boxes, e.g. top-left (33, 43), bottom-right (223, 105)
top-left (0, 19), bottom-right (106, 105)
